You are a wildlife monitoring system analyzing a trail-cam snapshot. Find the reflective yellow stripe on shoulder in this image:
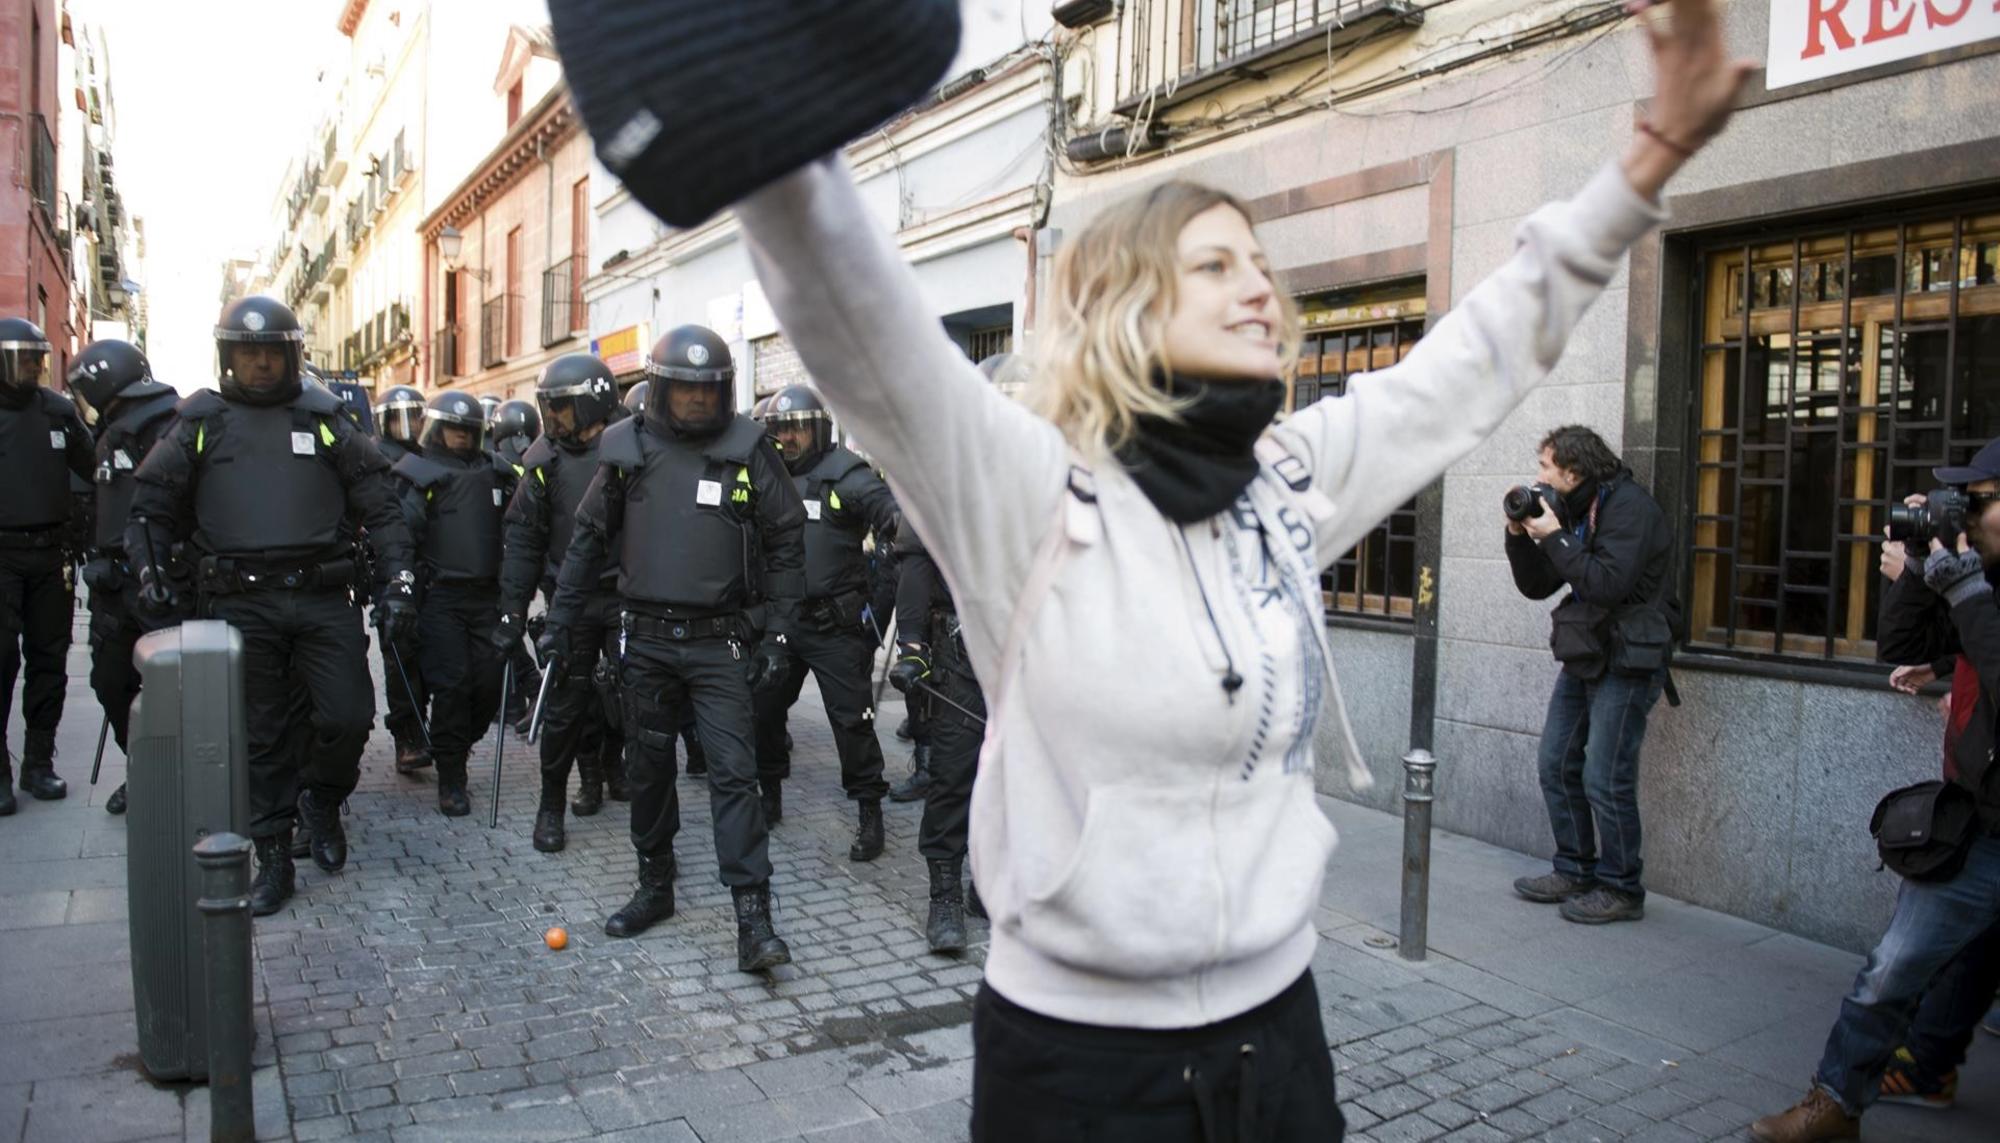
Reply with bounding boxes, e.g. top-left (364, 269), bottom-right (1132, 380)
top-left (828, 489), bottom-right (843, 511)
top-left (319, 421), bottom-right (336, 447)
top-left (195, 422), bottom-right (206, 454)
top-left (535, 467), bottom-right (546, 485)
